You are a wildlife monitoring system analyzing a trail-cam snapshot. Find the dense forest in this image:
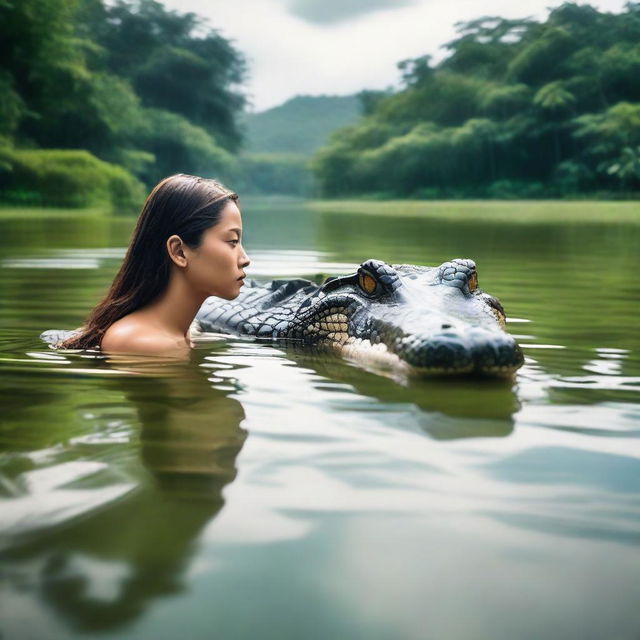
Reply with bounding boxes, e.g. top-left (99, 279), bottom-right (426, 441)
top-left (0, 0), bottom-right (246, 207)
top-left (313, 3), bottom-right (640, 198)
top-left (1, 1), bottom-right (639, 205)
